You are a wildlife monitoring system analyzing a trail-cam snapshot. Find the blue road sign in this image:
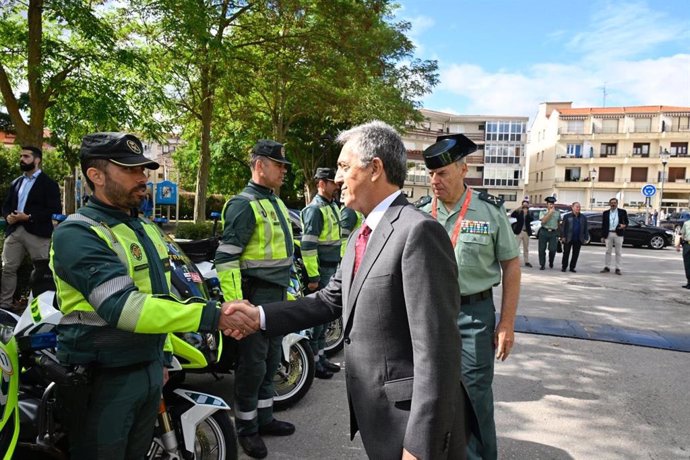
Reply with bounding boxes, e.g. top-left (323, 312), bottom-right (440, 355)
top-left (641, 184), bottom-right (657, 197)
